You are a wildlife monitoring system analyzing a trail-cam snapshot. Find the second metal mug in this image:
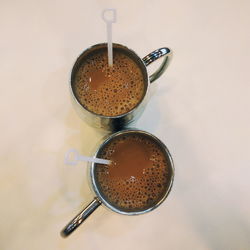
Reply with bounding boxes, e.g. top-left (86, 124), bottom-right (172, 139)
top-left (70, 43), bottom-right (172, 131)
top-left (61, 129), bottom-right (174, 237)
